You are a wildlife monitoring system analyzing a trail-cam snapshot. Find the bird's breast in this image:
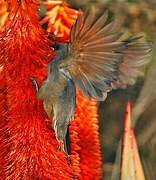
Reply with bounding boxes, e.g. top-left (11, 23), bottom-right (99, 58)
top-left (49, 74), bottom-right (67, 98)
